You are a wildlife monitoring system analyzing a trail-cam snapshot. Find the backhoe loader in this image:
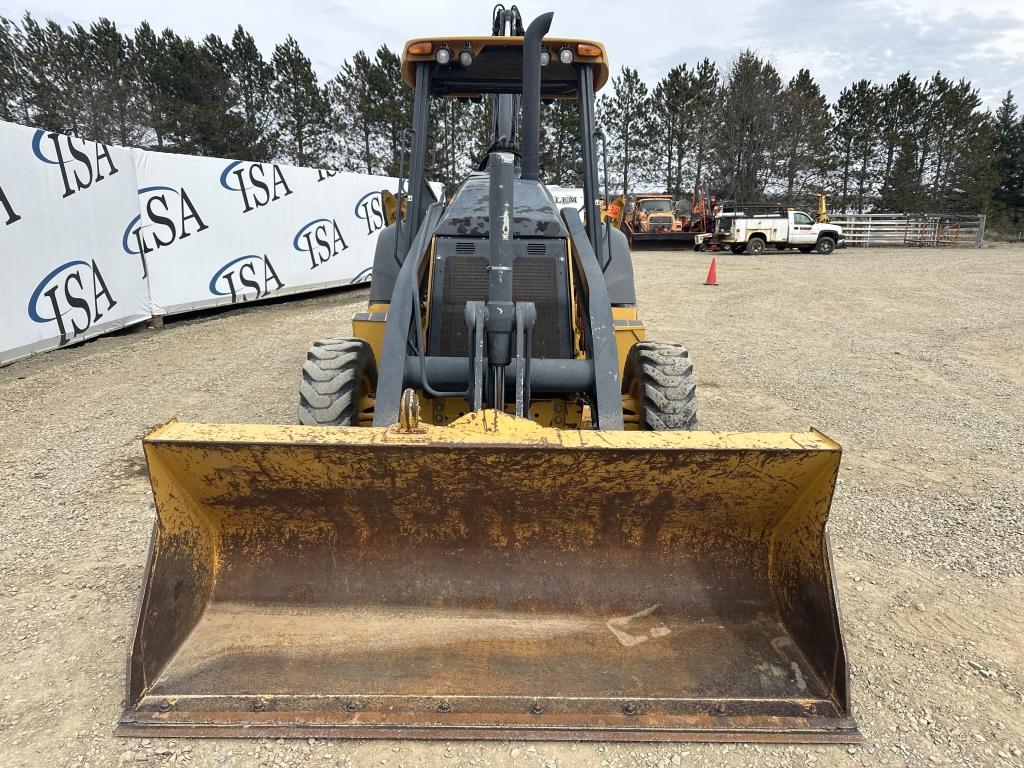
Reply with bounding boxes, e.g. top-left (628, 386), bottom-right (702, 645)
top-left (119, 7), bottom-right (858, 743)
